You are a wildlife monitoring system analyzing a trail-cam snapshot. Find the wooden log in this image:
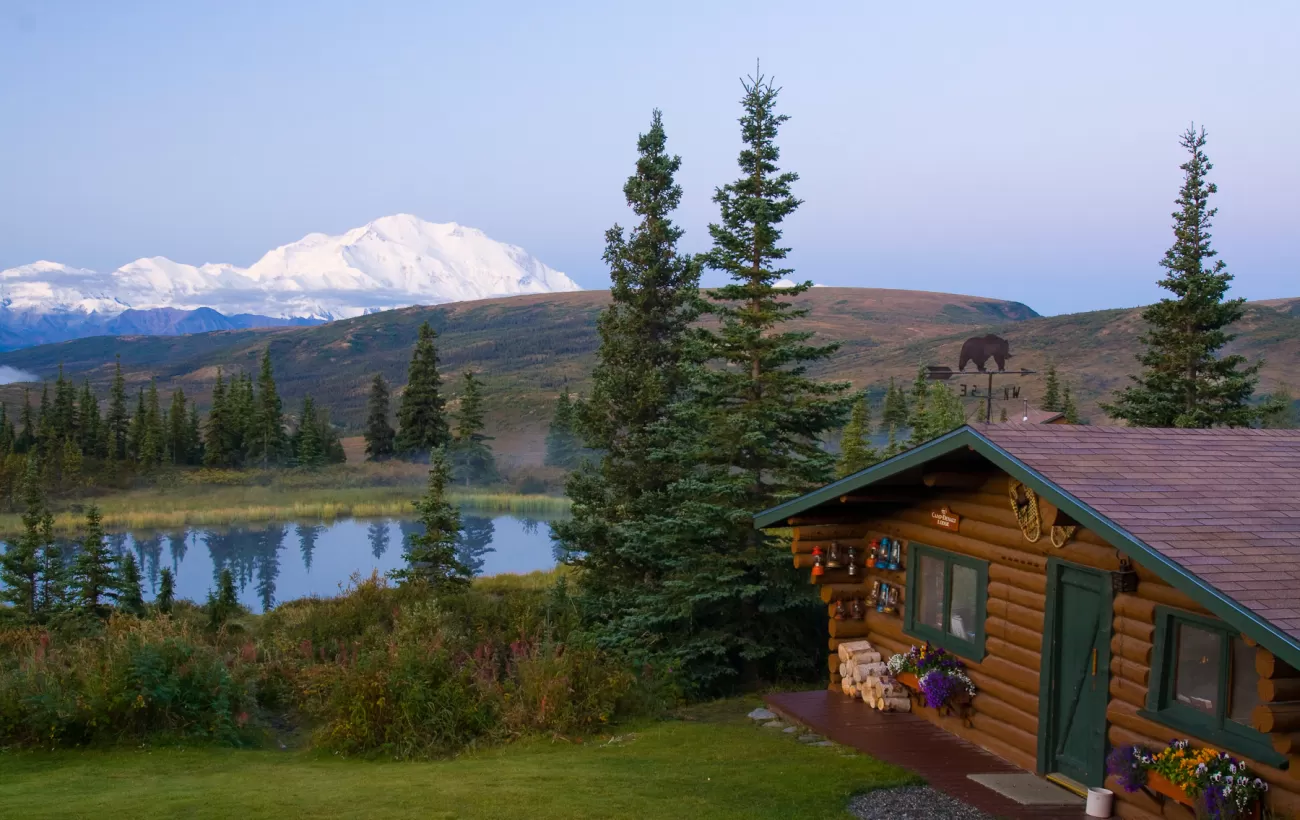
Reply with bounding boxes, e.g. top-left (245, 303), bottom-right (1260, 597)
top-left (971, 691), bottom-right (1038, 735)
top-left (855, 662), bottom-right (888, 679)
top-left (1114, 615), bottom-right (1156, 643)
top-left (794, 525), bottom-right (870, 542)
top-left (1112, 656), bottom-right (1150, 687)
top-left (988, 562), bottom-right (1048, 595)
top-left (868, 632), bottom-right (910, 660)
top-left (1114, 593), bottom-right (1158, 623)
top-left (872, 517), bottom-right (1048, 573)
top-left (793, 553), bottom-right (817, 570)
top-left (828, 653), bottom-right (840, 673)
top-left (986, 581), bottom-right (1046, 613)
top-left (985, 615), bottom-right (1044, 653)
top-left (864, 611), bottom-right (908, 643)
top-left (922, 471), bottom-right (989, 489)
top-left (1107, 701), bottom-right (1180, 747)
top-left (1112, 633), bottom-right (1154, 665)
top-left (1271, 732), bottom-right (1300, 755)
top-left (972, 655), bottom-right (1040, 696)
top-left (786, 515), bottom-right (863, 527)
top-left (965, 668), bottom-right (1039, 717)
top-left (986, 597), bottom-right (1045, 632)
top-left (828, 618), bottom-right (872, 639)
top-left (878, 696), bottom-right (911, 712)
top-left (985, 635), bottom-right (1042, 673)
top-left (1253, 702), bottom-right (1300, 733)
top-left (836, 639), bottom-right (875, 661)
top-left (968, 710), bottom-right (1038, 756)
top-left (1110, 674), bottom-right (1149, 708)
top-left (1111, 795), bottom-right (1164, 820)
top-left (1257, 648), bottom-right (1300, 680)
top-left (1261, 677), bottom-right (1300, 703)
top-left (1105, 774), bottom-right (1165, 817)
top-left (1137, 582), bottom-right (1212, 616)
top-left (821, 584), bottom-right (869, 603)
